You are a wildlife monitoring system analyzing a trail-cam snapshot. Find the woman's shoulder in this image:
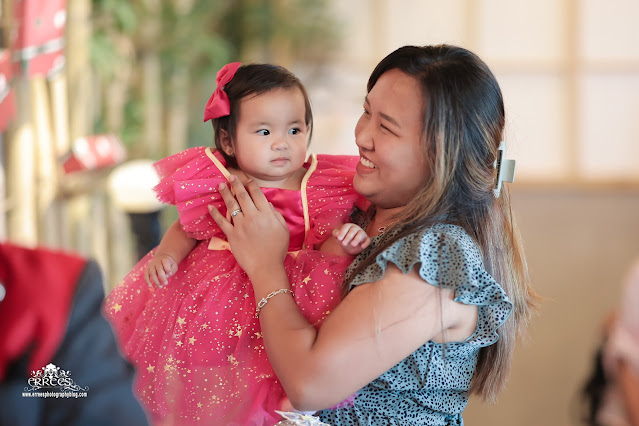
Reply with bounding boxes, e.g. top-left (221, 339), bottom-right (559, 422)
top-left (348, 224), bottom-right (477, 286)
top-left (376, 223), bottom-right (513, 346)
top-left (420, 223), bottom-right (482, 261)
top-left (358, 223), bottom-right (493, 294)
top-left (381, 223), bottom-right (481, 268)
top-left (419, 222), bottom-right (476, 245)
